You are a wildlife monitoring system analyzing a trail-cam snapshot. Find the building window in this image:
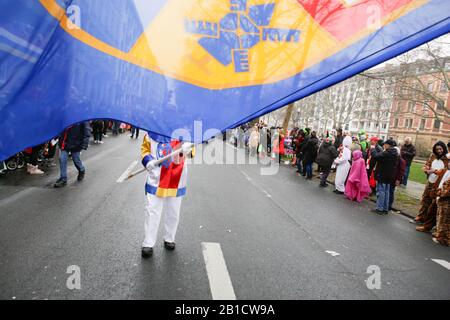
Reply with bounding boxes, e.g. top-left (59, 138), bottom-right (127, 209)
top-left (445, 62), bottom-right (450, 70)
top-left (406, 119), bottom-right (413, 128)
top-left (440, 81), bottom-right (447, 92)
top-left (394, 118), bottom-right (399, 128)
top-left (433, 119), bottom-right (441, 131)
top-left (419, 119), bottom-right (426, 130)
top-left (427, 82), bottom-right (434, 91)
top-left (437, 101), bottom-right (444, 111)
top-left (382, 123), bottom-right (387, 130)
